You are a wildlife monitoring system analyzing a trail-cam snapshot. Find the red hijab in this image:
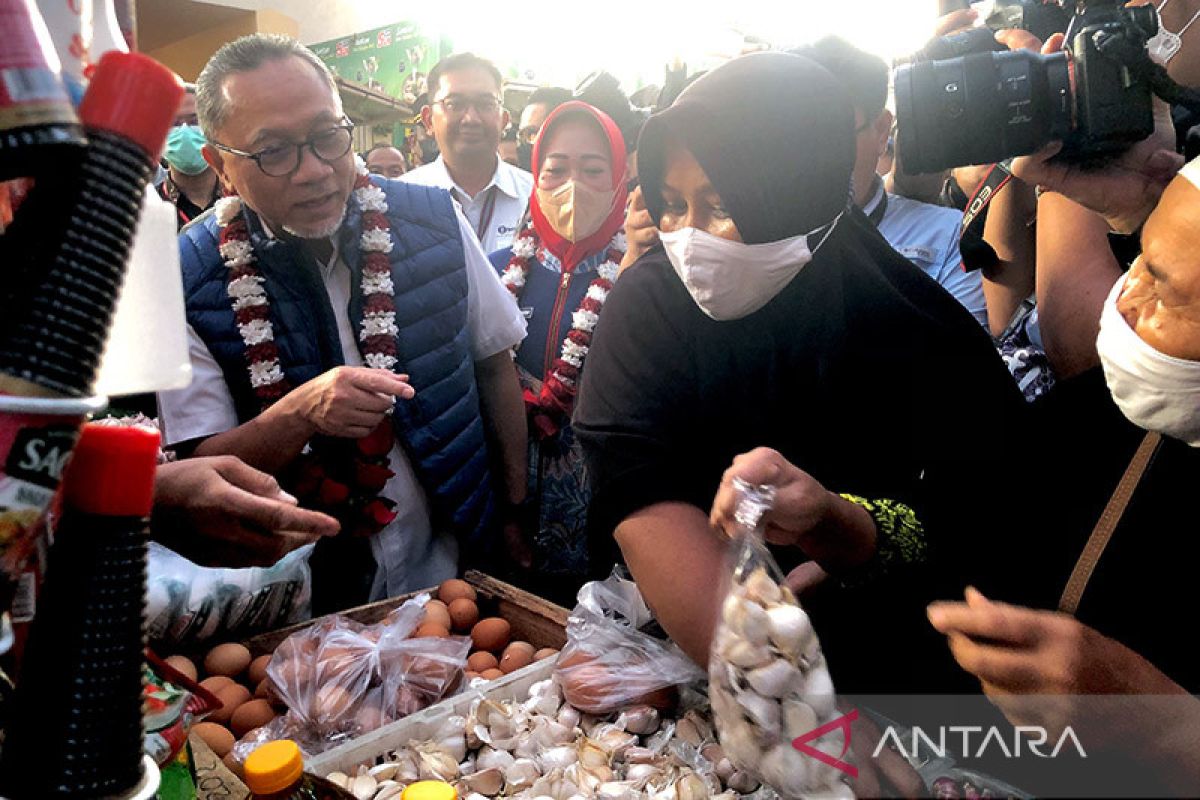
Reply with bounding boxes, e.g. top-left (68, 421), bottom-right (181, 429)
top-left (529, 101), bottom-right (627, 270)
